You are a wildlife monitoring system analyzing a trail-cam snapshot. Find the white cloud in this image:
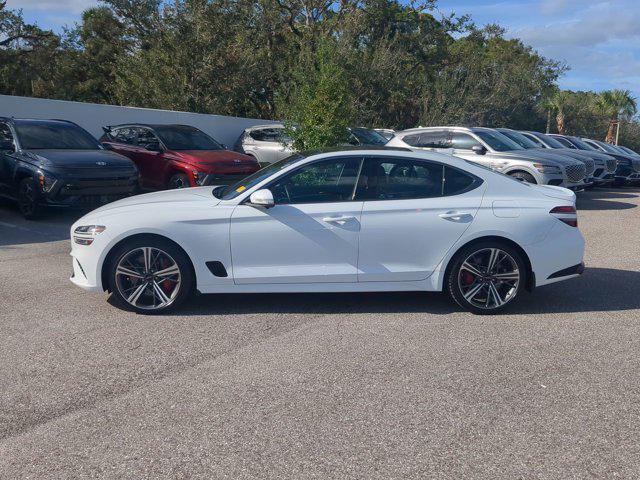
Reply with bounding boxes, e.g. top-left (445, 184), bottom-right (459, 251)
top-left (5, 0), bottom-right (98, 14)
